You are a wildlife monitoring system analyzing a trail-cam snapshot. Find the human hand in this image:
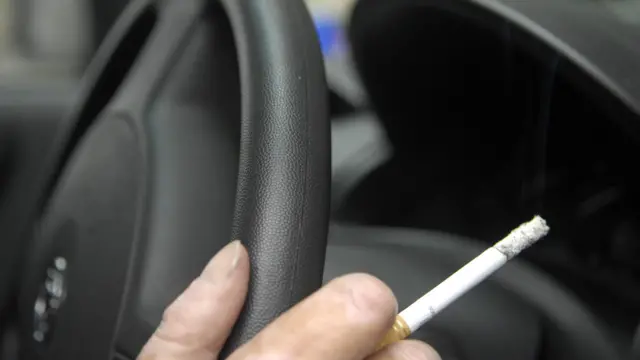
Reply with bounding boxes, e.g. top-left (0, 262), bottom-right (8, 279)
top-left (138, 240), bottom-right (440, 360)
